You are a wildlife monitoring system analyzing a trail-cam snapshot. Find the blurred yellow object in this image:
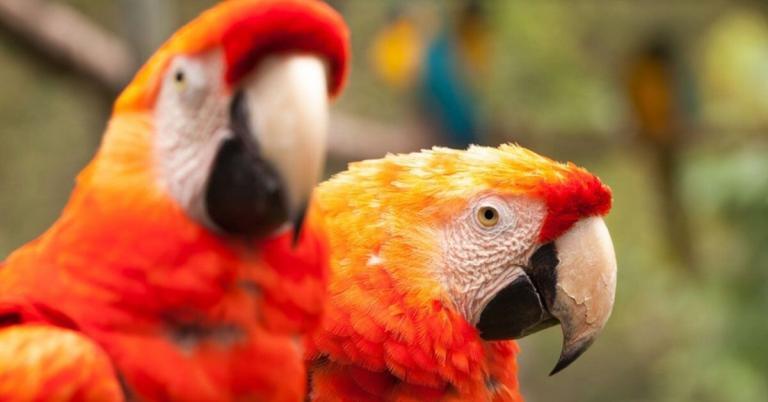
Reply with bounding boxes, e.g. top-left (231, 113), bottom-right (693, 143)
top-left (369, 17), bottom-right (424, 89)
